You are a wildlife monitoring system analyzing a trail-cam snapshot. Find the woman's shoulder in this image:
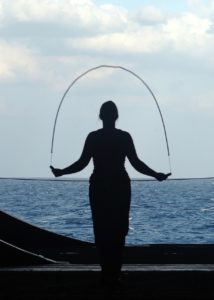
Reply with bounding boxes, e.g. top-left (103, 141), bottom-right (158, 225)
top-left (116, 129), bottom-right (132, 138)
top-left (88, 129), bottom-right (102, 136)
top-left (86, 129), bottom-right (102, 139)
